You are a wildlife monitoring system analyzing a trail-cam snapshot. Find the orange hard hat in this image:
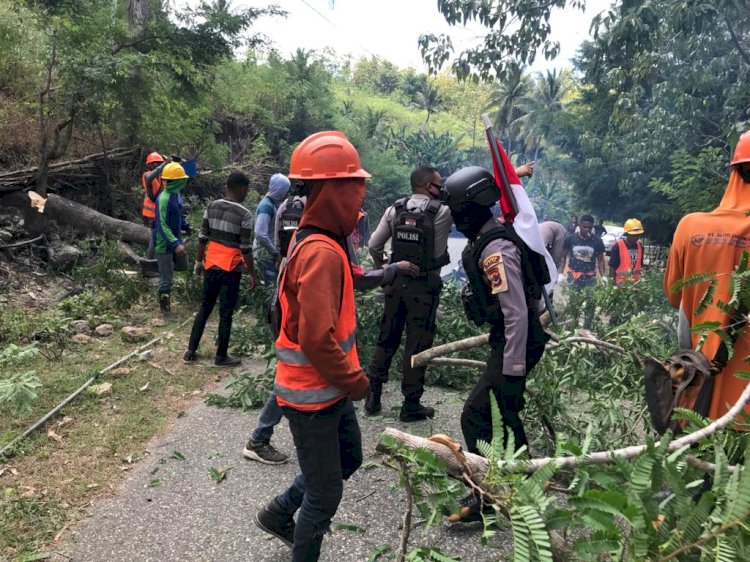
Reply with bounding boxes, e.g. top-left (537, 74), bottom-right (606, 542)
top-left (146, 151), bottom-right (164, 165)
top-left (288, 131), bottom-right (370, 180)
top-left (730, 130), bottom-right (750, 166)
